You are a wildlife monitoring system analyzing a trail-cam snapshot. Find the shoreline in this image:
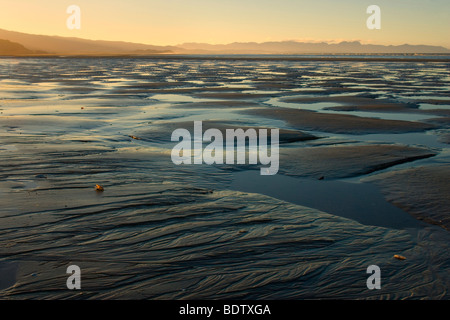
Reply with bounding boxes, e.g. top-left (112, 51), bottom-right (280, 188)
top-left (1, 54), bottom-right (450, 63)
